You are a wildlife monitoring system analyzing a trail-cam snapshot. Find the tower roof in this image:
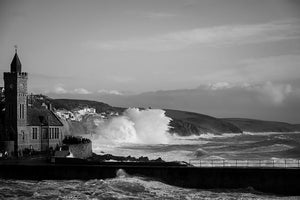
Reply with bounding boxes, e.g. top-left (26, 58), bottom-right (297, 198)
top-left (10, 52), bottom-right (22, 72)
